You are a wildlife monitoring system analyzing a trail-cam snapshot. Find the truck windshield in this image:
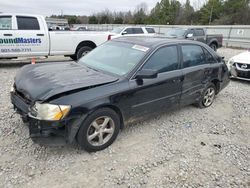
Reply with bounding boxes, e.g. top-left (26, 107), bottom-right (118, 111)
top-left (78, 41), bottom-right (148, 76)
top-left (111, 27), bottom-right (124, 34)
top-left (165, 28), bottom-right (187, 37)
